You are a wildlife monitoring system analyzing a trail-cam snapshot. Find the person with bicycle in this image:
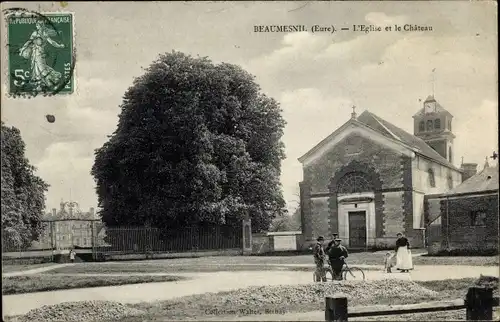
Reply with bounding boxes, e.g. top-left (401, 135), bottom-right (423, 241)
top-left (313, 236), bottom-right (327, 282)
top-left (325, 232), bottom-right (339, 253)
top-left (327, 238), bottom-right (348, 280)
